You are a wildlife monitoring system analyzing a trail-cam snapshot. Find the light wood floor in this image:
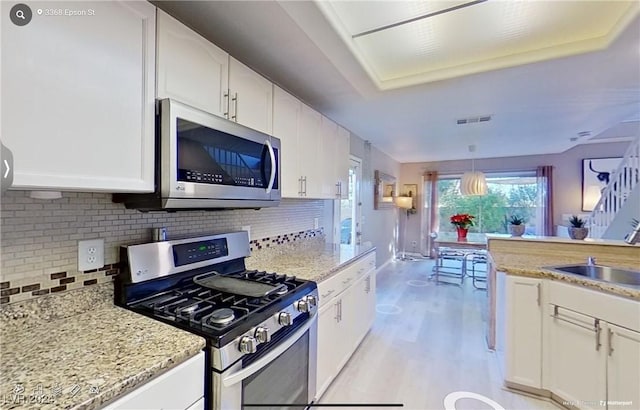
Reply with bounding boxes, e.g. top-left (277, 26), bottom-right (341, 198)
top-left (319, 259), bottom-right (562, 410)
